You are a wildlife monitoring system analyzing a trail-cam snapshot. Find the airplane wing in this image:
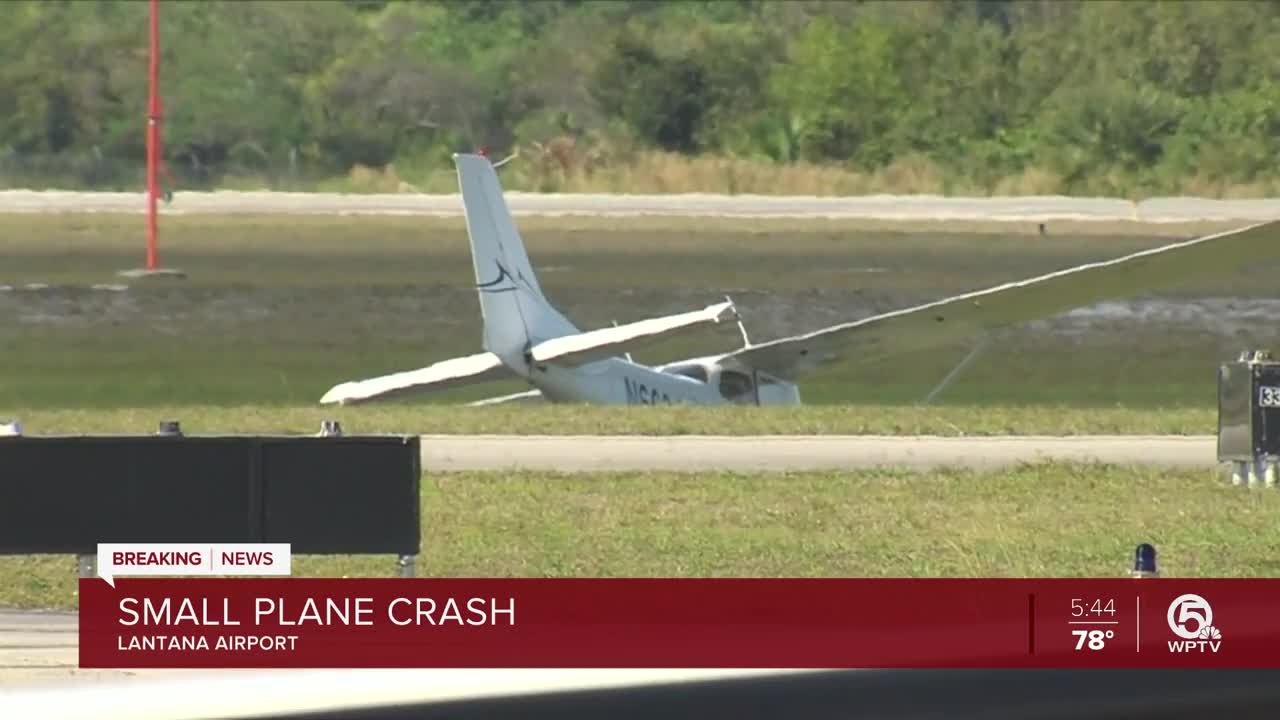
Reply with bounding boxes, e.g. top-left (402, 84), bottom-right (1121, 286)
top-left (529, 300), bottom-right (738, 367)
top-left (722, 219), bottom-right (1280, 380)
top-left (466, 388), bottom-right (545, 406)
top-left (320, 352), bottom-right (515, 405)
